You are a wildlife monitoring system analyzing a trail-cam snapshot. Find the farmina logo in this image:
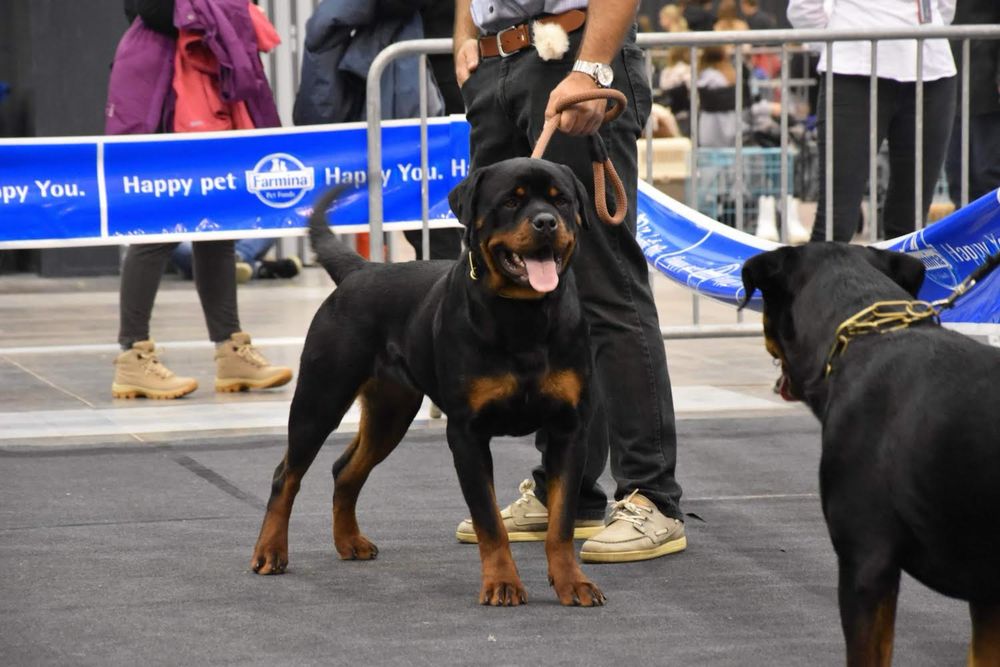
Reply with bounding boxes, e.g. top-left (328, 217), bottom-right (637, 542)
top-left (245, 153), bottom-right (315, 208)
